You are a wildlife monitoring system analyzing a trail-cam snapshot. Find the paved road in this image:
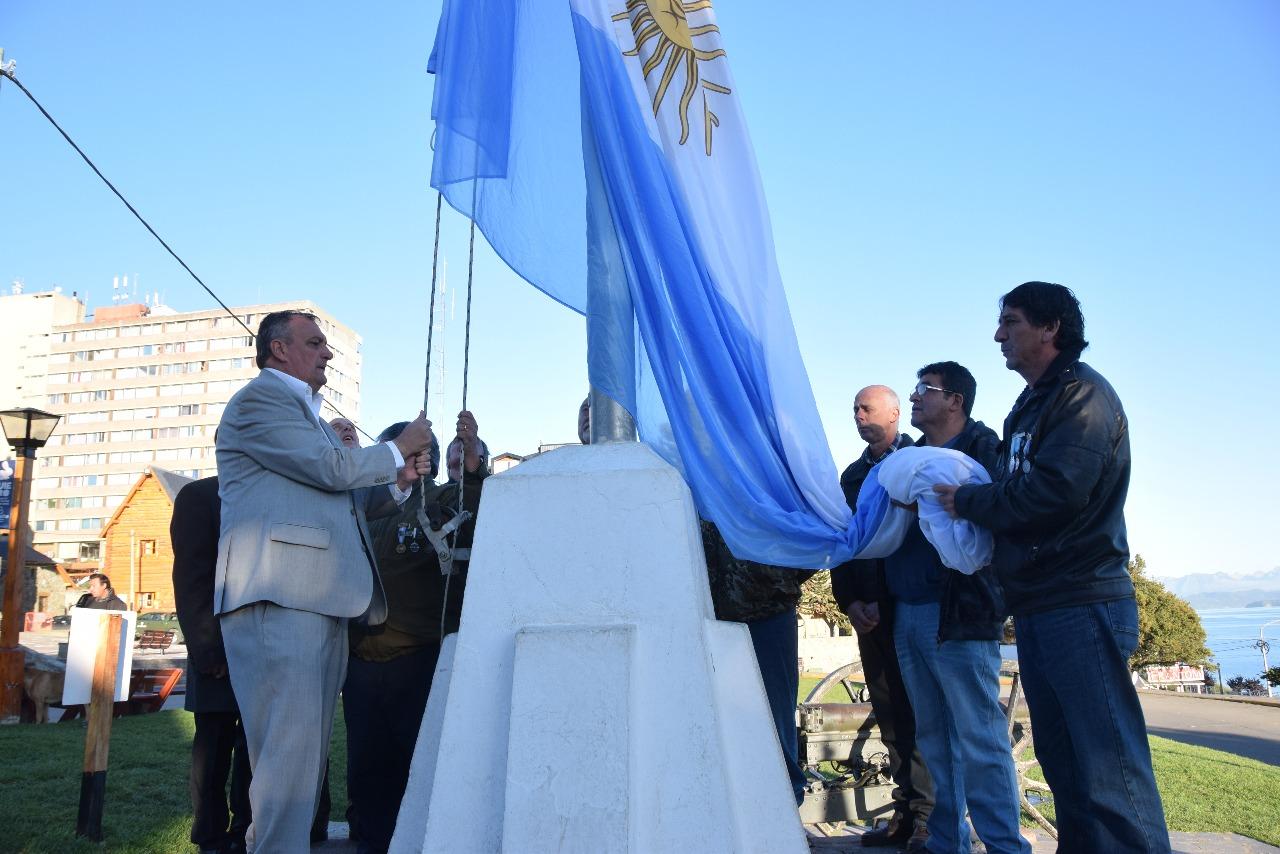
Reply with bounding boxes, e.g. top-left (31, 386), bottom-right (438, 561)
top-left (1139, 691), bottom-right (1280, 766)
